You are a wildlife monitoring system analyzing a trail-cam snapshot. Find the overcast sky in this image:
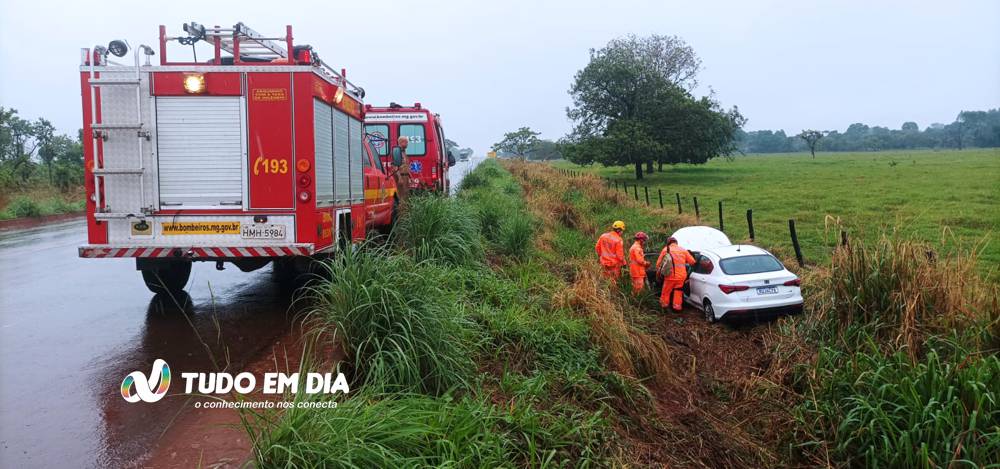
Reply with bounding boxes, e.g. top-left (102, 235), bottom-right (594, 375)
top-left (1, 0), bottom-right (997, 153)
